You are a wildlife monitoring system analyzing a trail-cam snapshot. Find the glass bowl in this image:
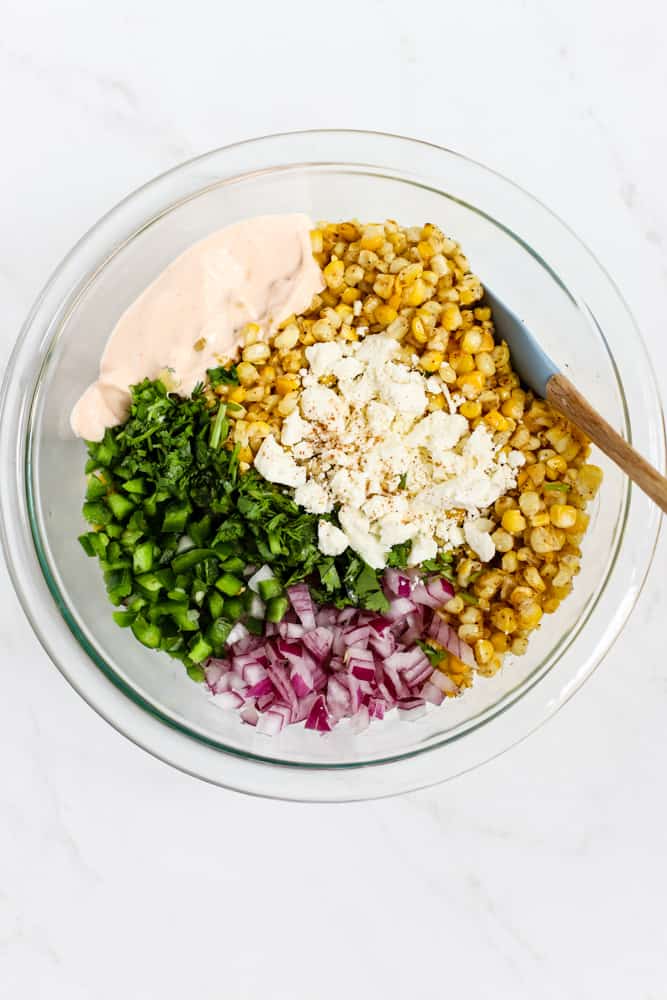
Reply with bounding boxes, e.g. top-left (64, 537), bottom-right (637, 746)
top-left (1, 131), bottom-right (663, 801)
